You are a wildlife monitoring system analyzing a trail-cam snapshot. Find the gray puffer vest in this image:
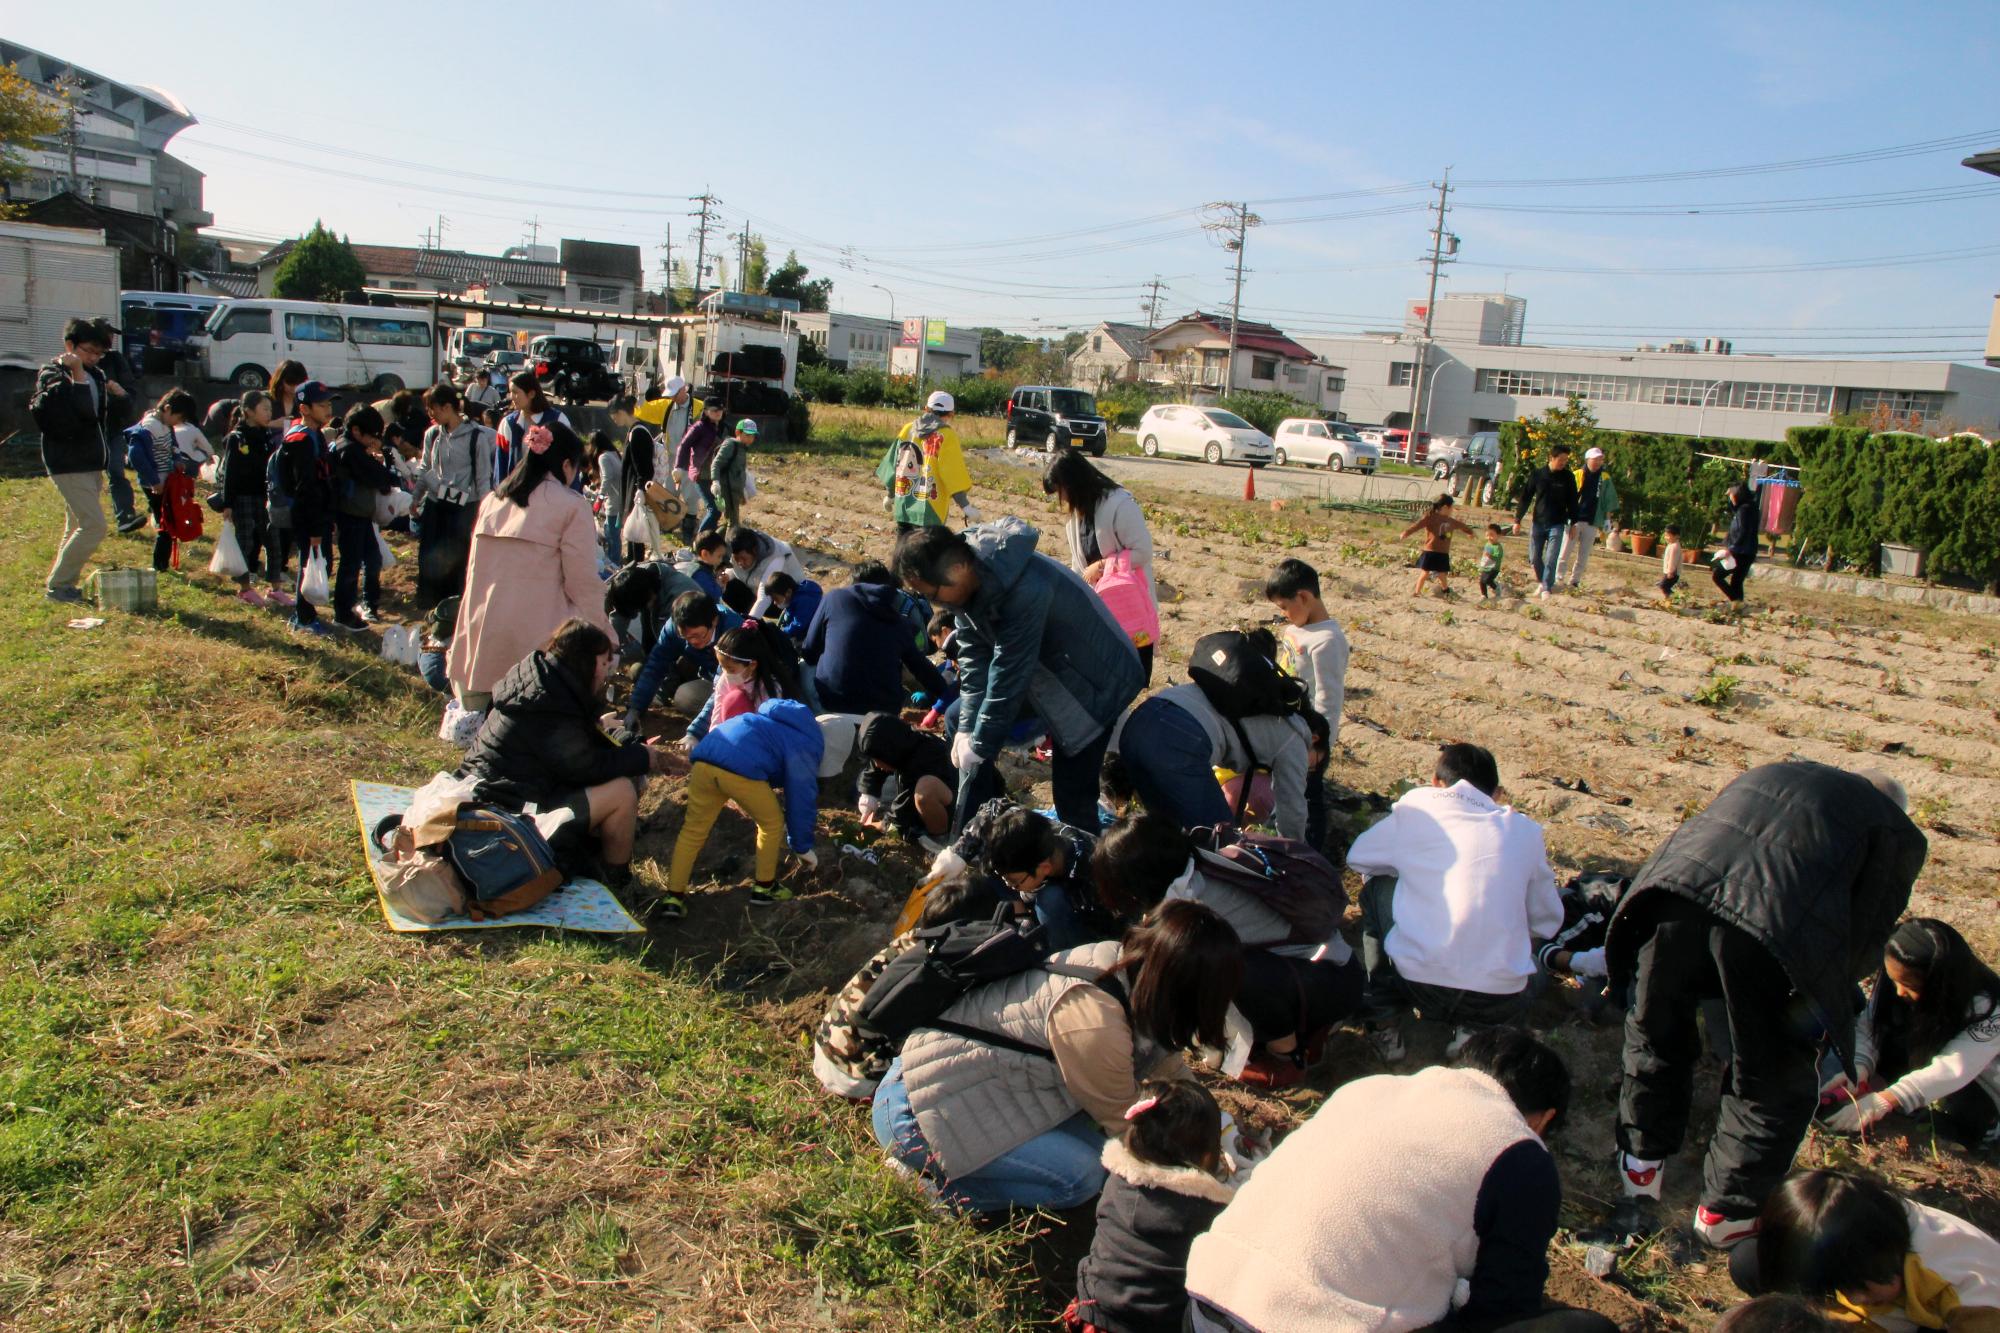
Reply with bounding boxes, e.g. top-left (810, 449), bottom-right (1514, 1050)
top-left (901, 941), bottom-right (1139, 1179)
